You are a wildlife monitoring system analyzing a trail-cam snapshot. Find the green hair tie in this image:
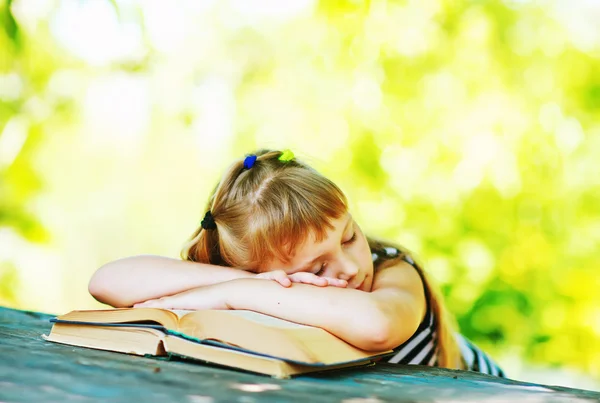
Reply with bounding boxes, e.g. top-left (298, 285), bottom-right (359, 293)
top-left (278, 149), bottom-right (295, 162)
